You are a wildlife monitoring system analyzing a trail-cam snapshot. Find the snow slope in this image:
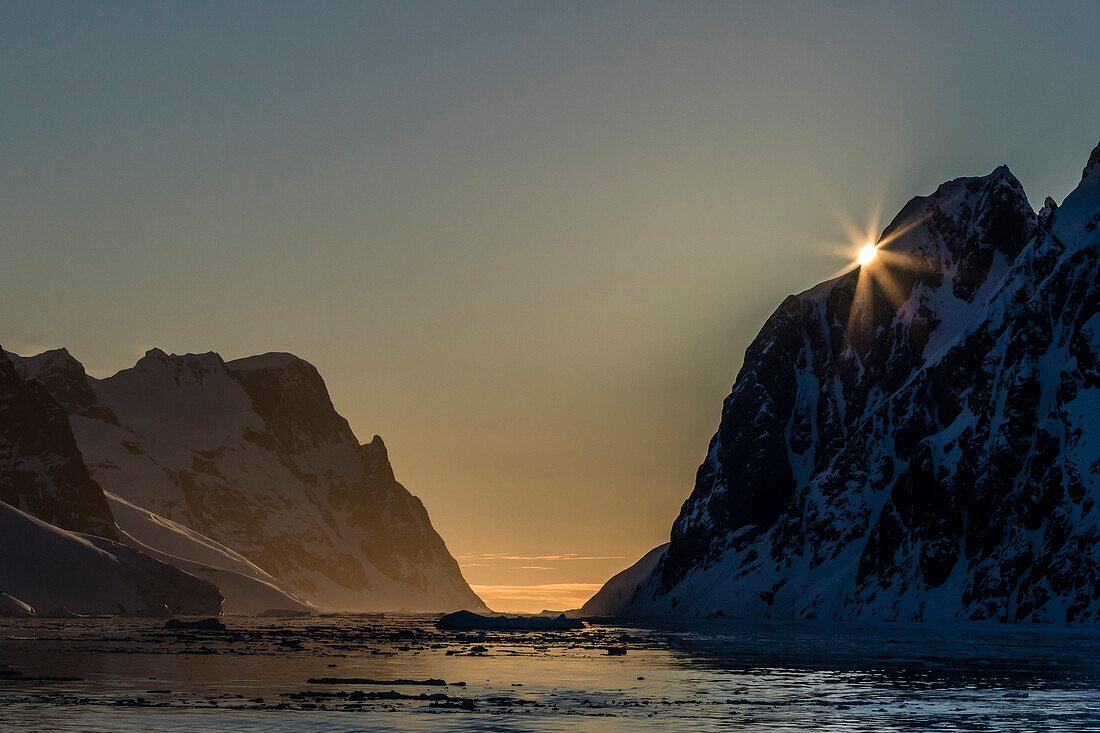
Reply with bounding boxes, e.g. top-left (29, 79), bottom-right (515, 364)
top-left (579, 544), bottom-right (668, 617)
top-left (104, 491), bottom-right (313, 615)
top-left (0, 500), bottom-right (222, 616)
top-left (623, 140), bottom-right (1100, 622)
